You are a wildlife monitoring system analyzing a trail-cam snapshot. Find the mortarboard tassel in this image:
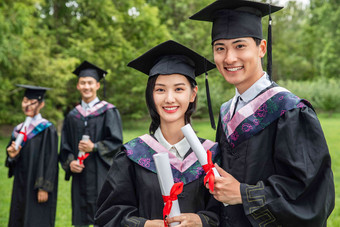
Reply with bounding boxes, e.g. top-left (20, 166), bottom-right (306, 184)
top-left (103, 74), bottom-right (106, 98)
top-left (205, 59), bottom-right (216, 130)
top-left (267, 3), bottom-right (272, 81)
